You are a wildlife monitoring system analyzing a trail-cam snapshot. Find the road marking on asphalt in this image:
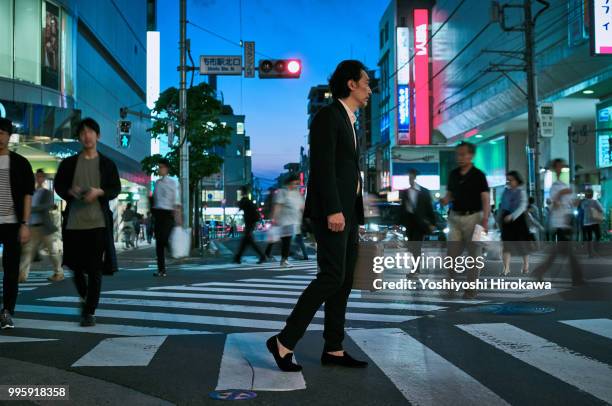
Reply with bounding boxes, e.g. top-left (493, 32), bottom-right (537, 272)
top-left (239, 278), bottom-right (313, 285)
top-left (560, 319), bottom-right (612, 340)
top-left (348, 328), bottom-right (509, 406)
top-left (72, 336), bottom-right (168, 367)
top-left (19, 287), bottom-right (37, 291)
top-left (41, 296), bottom-right (420, 323)
top-left (195, 282), bottom-right (307, 290)
top-left (20, 283), bottom-right (51, 287)
top-left (0, 335), bottom-right (58, 344)
top-left (103, 290), bottom-right (445, 311)
top-left (457, 322), bottom-right (612, 404)
top-left (16, 305), bottom-right (324, 331)
top-left (216, 332), bottom-right (305, 391)
top-left (13, 318), bottom-right (215, 336)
